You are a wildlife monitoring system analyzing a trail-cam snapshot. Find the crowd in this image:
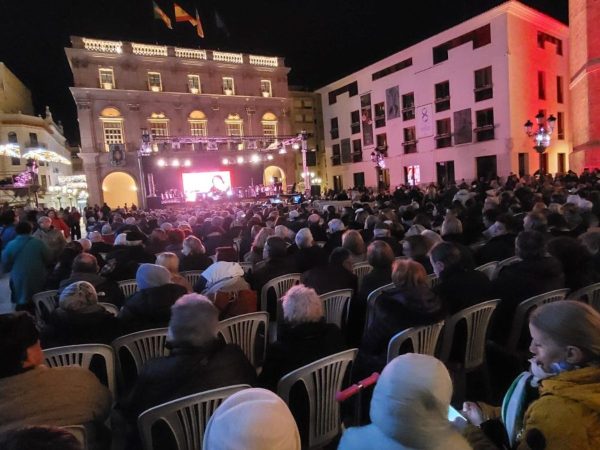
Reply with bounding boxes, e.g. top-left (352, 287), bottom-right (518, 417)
top-left (1, 169), bottom-right (600, 449)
